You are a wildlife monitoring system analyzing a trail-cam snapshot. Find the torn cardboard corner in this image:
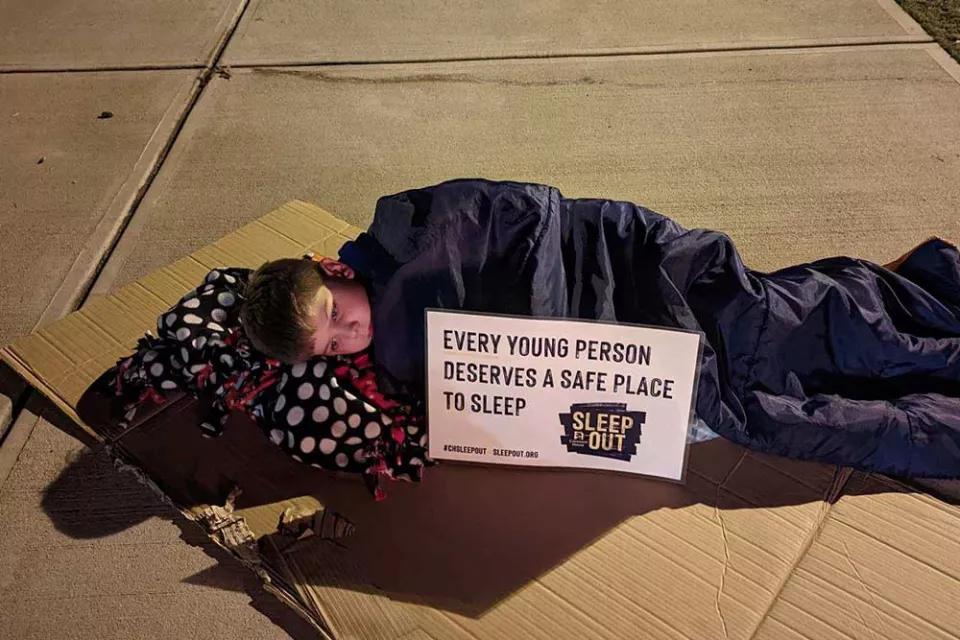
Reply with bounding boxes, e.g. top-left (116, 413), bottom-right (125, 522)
top-left (276, 504), bottom-right (357, 550)
top-left (197, 485), bottom-right (262, 567)
top-left (194, 483), bottom-right (357, 563)
top-left (4, 200), bottom-right (960, 640)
